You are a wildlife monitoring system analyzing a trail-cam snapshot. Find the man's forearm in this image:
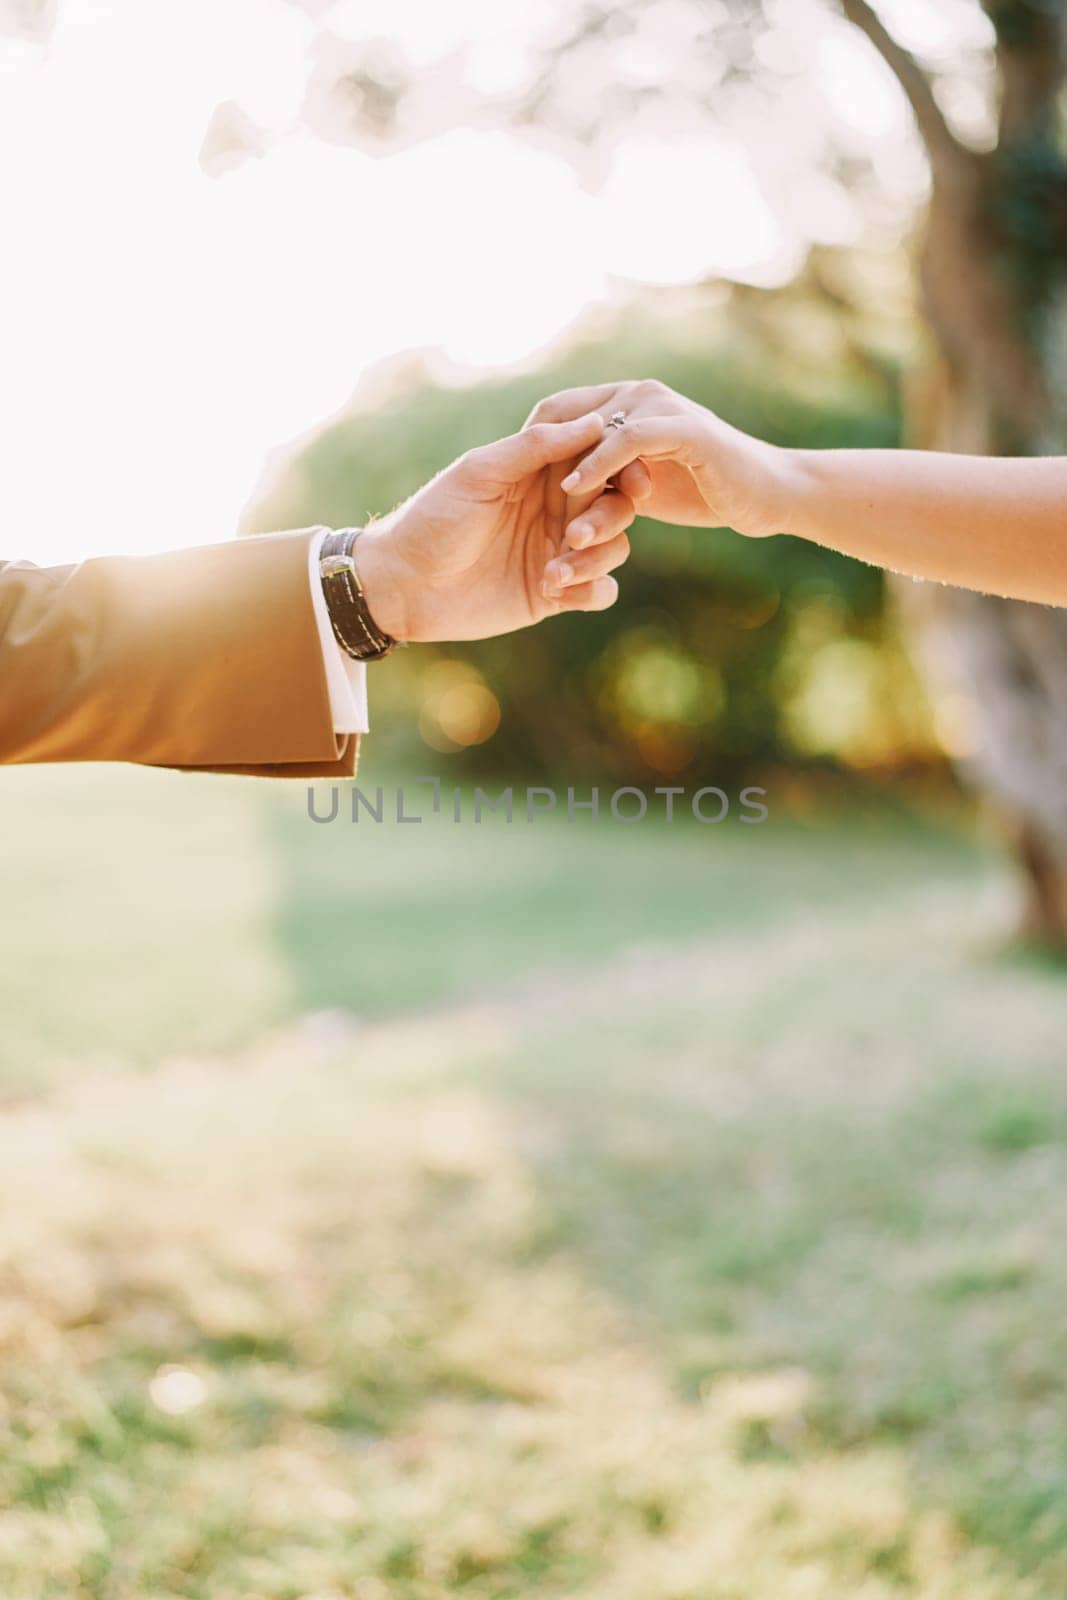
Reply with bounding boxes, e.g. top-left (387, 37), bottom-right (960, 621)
top-left (0, 532), bottom-right (357, 774)
top-left (785, 450), bottom-right (1067, 605)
